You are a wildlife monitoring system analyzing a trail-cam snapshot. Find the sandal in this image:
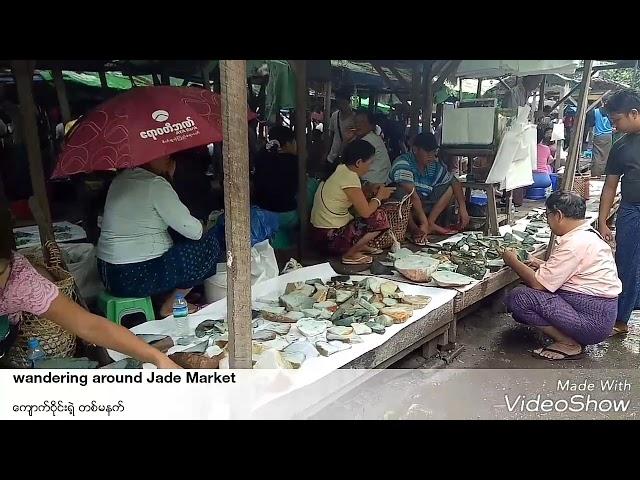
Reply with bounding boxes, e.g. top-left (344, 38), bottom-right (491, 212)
top-left (160, 302), bottom-right (207, 319)
top-left (531, 345), bottom-right (585, 361)
top-left (408, 233), bottom-right (429, 246)
top-left (189, 303), bottom-right (207, 314)
top-left (609, 326), bottom-right (628, 337)
top-left (364, 247), bottom-right (384, 255)
top-left (341, 255), bottom-right (373, 265)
